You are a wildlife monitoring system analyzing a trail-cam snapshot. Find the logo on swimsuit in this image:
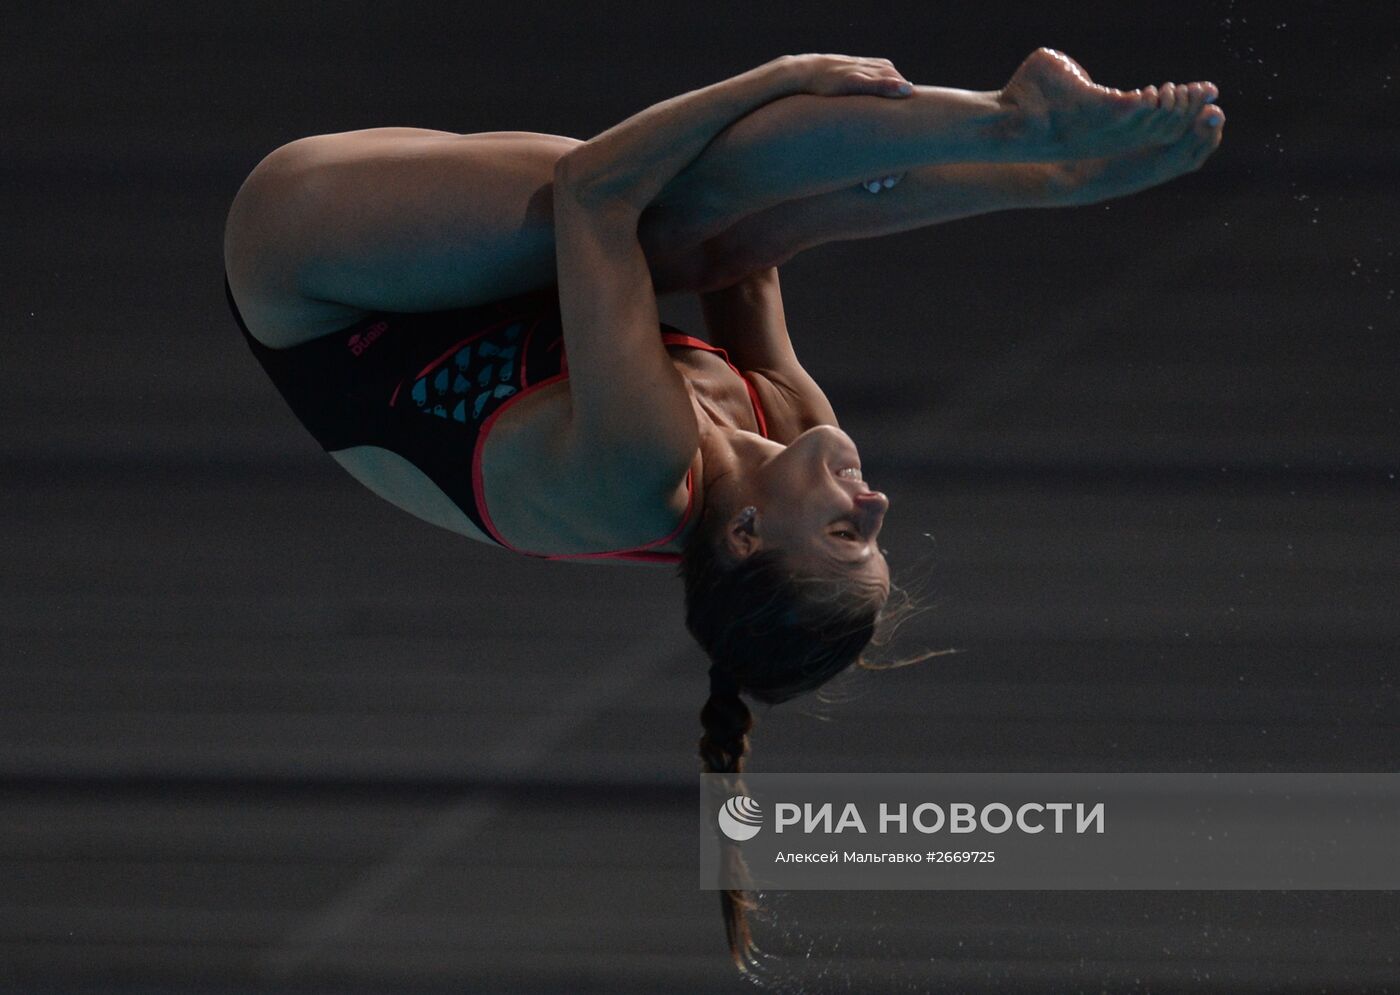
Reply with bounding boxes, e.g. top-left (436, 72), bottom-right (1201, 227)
top-left (347, 321), bottom-right (389, 357)
top-left (718, 795), bottom-right (764, 842)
